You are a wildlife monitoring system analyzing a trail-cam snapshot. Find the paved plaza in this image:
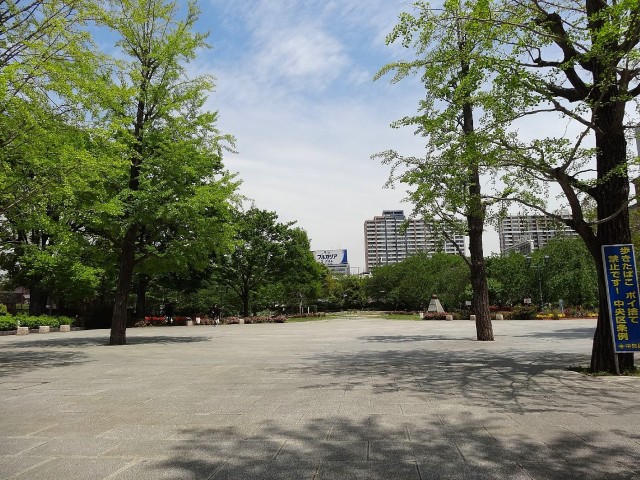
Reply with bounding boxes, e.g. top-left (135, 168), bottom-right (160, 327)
top-left (1, 318), bottom-right (640, 479)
